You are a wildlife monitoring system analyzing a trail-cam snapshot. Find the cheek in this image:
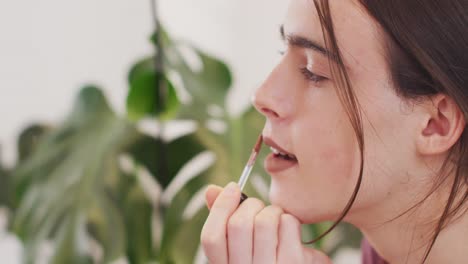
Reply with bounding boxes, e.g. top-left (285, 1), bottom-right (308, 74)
top-left (270, 116), bottom-right (361, 222)
top-left (301, 115), bottom-right (359, 183)
top-left (319, 146), bottom-right (341, 162)
top-left (302, 139), bottom-right (360, 201)
top-left (318, 147), bottom-right (357, 184)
